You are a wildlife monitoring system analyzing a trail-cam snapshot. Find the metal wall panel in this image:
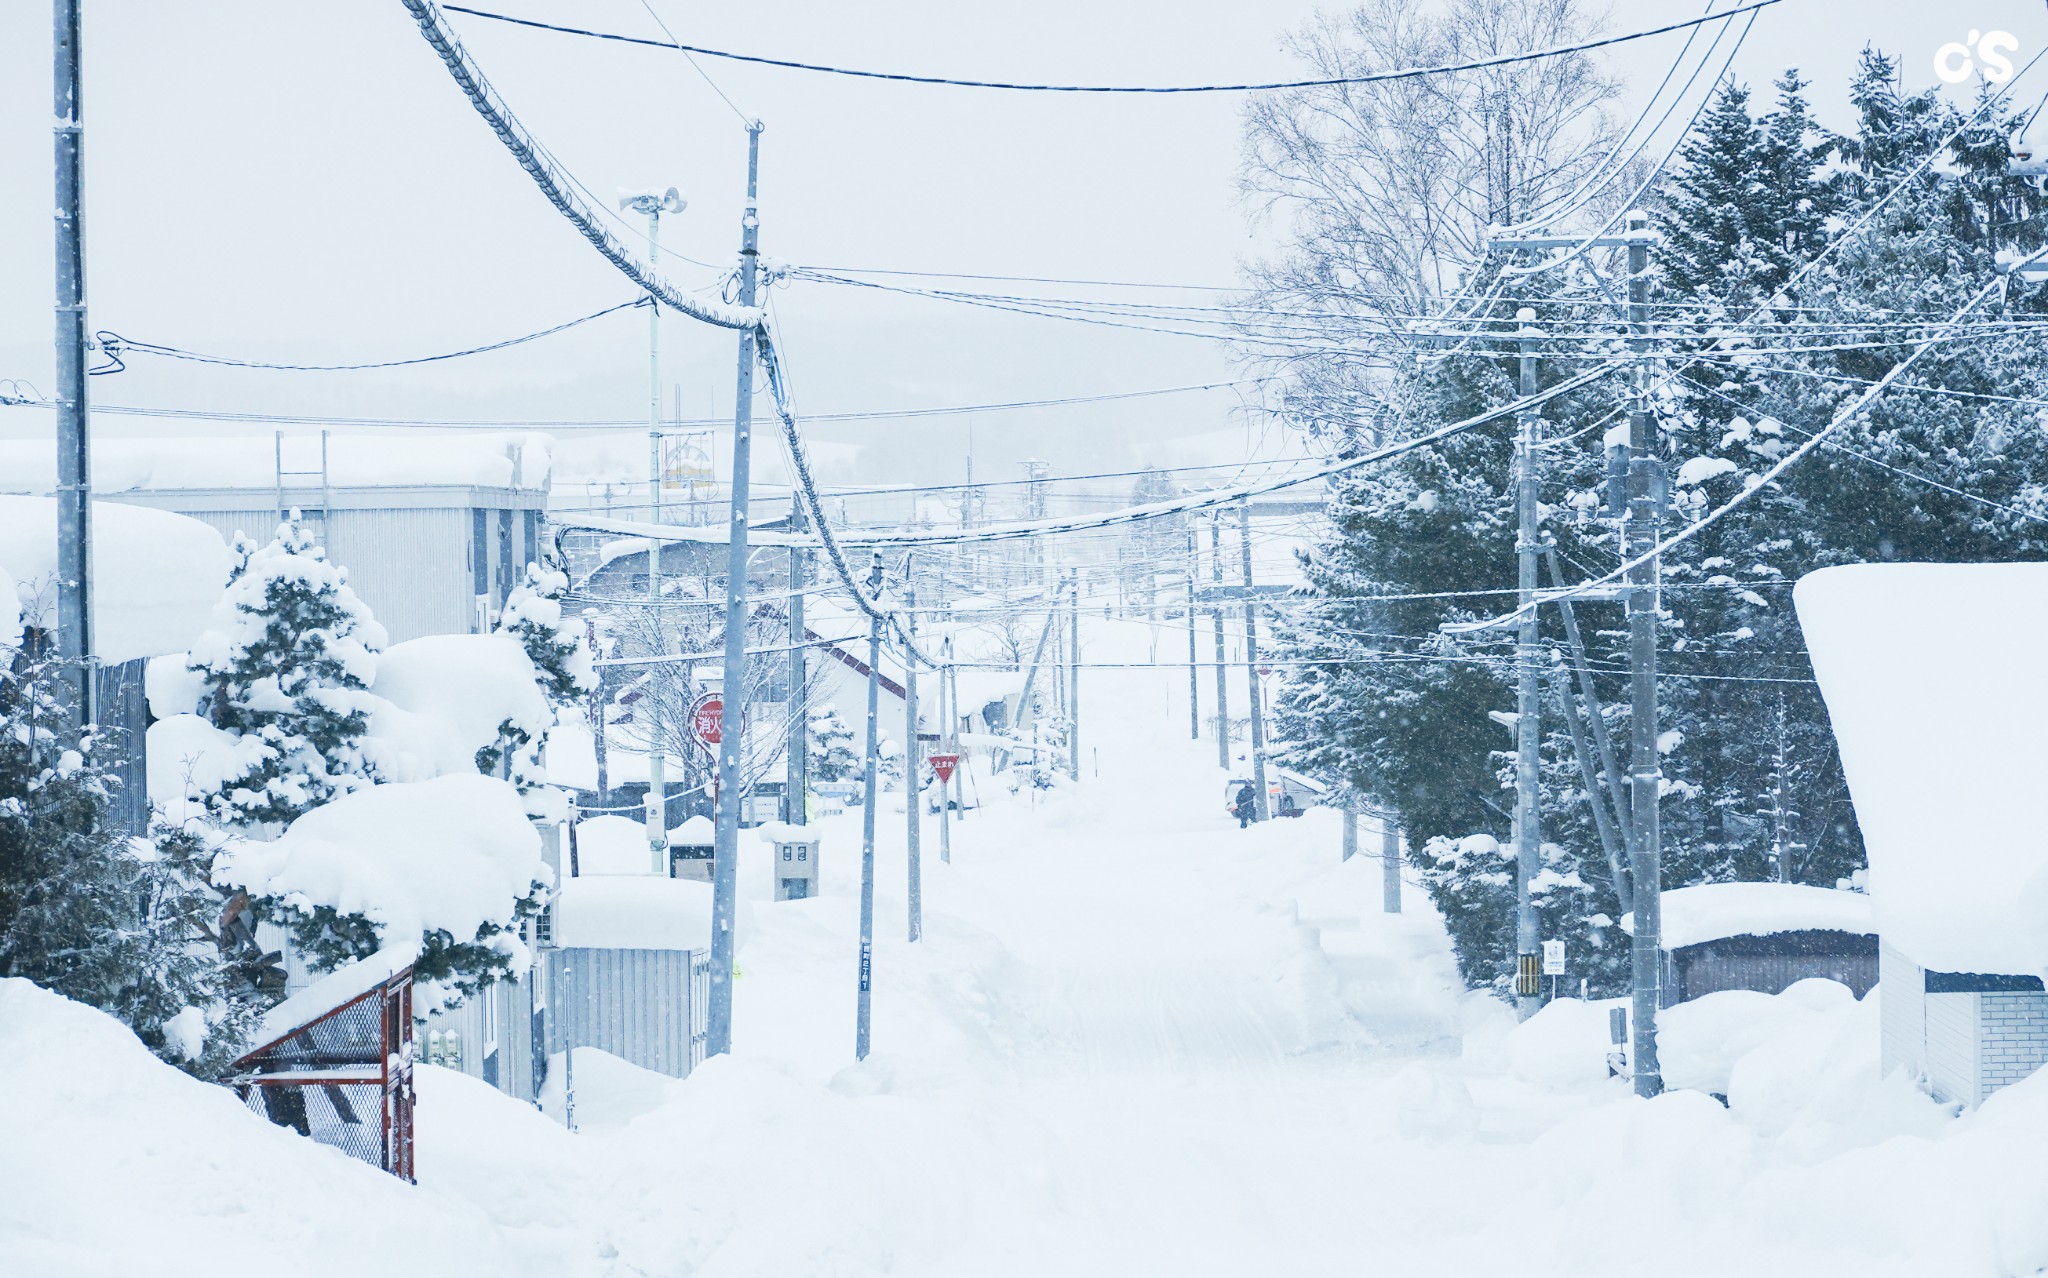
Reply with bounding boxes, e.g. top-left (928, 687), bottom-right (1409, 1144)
top-left (544, 947), bottom-right (699, 1079)
top-left (149, 503), bottom-right (477, 644)
top-left (324, 507), bottom-right (474, 643)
